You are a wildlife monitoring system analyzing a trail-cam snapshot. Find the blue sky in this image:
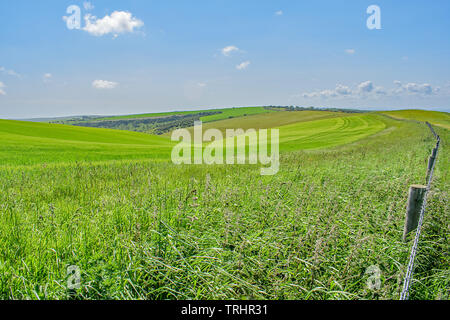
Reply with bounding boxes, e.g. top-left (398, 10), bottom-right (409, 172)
top-left (1, 0), bottom-right (449, 118)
